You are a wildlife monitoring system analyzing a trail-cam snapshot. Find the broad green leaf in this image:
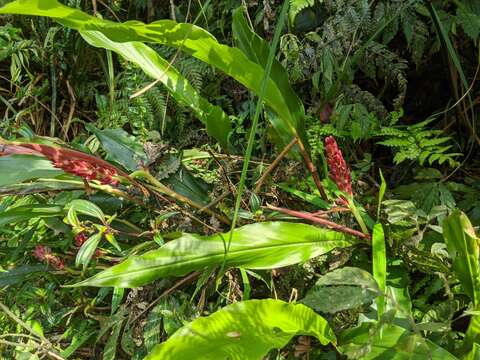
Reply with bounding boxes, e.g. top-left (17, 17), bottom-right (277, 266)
top-left (0, 180), bottom-right (82, 196)
top-left (164, 165), bottom-right (211, 206)
top-left (443, 210), bottom-right (480, 305)
top-left (465, 343), bottom-right (480, 360)
top-left (73, 221), bottom-right (356, 287)
top-left (443, 210), bottom-right (480, 352)
top-left (232, 7), bottom-right (306, 147)
top-left (288, 0), bottom-right (315, 26)
top-left (385, 260), bottom-right (413, 322)
top-left (145, 299), bottom-right (336, 360)
top-left (86, 125), bottom-right (147, 171)
top-left (372, 223), bottom-right (386, 317)
top-left (66, 199), bottom-right (105, 222)
top-left (0, 204), bottom-right (64, 227)
top-left (301, 267), bottom-right (380, 313)
top-left (0, 154), bottom-right (63, 186)
top-left (111, 287), bottom-right (124, 315)
top-left (80, 34), bottom-right (231, 149)
top-left (103, 317), bottom-right (124, 360)
top-left (0, 0), bottom-right (305, 147)
top-left (75, 232), bottom-right (102, 270)
top-left (339, 323), bottom-right (458, 360)
top-left (0, 265), bottom-right (48, 286)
